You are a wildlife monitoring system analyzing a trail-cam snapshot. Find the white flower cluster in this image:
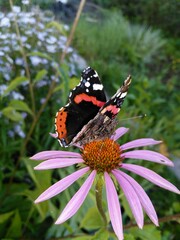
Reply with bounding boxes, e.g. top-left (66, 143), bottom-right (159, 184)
top-left (0, 6), bottom-right (86, 138)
